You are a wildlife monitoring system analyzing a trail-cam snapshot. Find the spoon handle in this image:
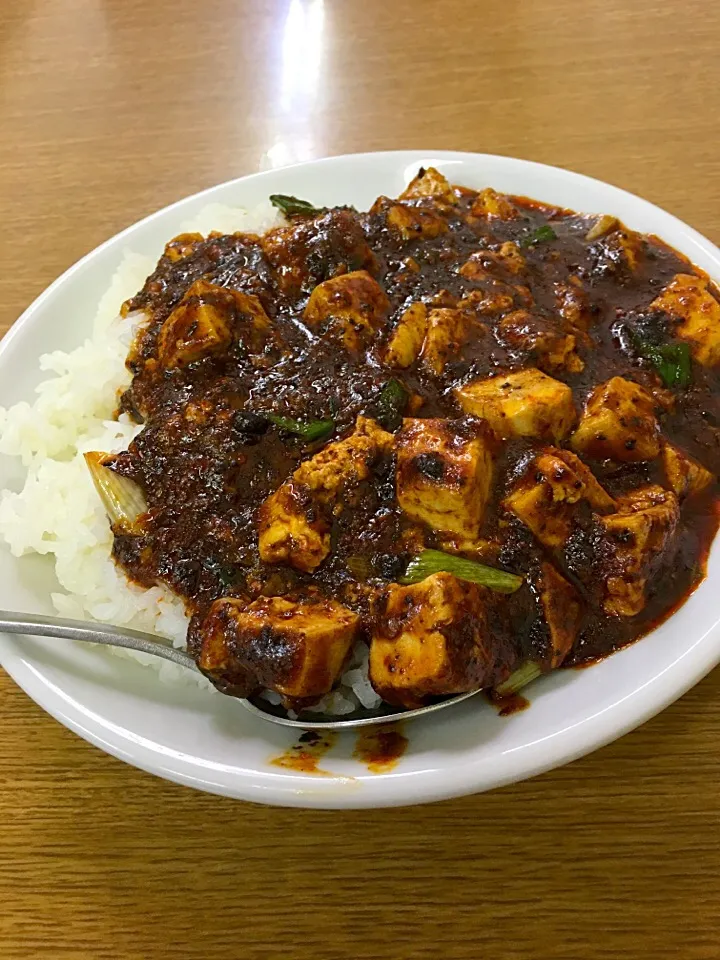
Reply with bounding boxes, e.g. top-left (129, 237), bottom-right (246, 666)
top-left (0, 610), bottom-right (197, 671)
